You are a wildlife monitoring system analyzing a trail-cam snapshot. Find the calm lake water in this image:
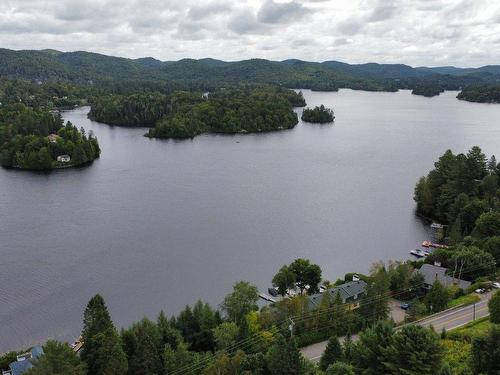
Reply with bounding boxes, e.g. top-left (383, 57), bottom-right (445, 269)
top-left (1, 89), bottom-right (499, 352)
